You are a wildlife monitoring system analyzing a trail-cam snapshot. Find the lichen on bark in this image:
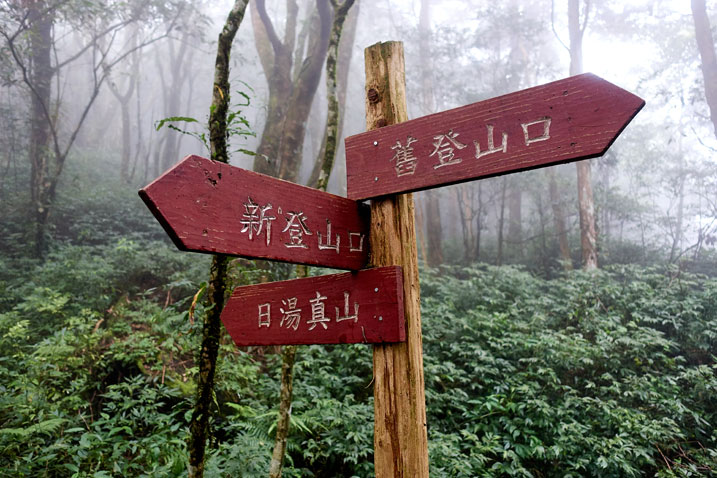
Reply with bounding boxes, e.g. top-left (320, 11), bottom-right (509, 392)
top-left (187, 2), bottom-right (249, 477)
